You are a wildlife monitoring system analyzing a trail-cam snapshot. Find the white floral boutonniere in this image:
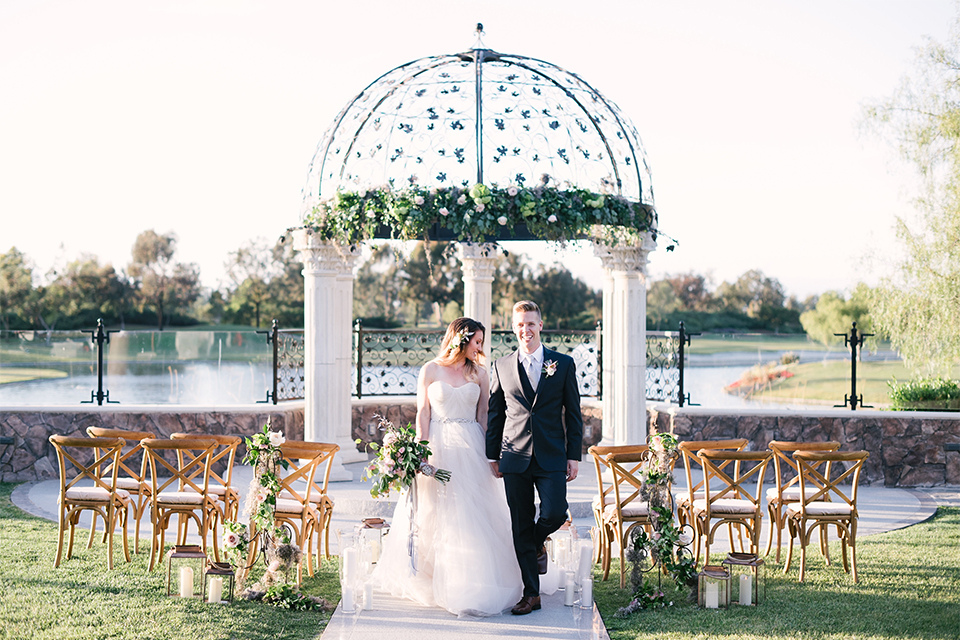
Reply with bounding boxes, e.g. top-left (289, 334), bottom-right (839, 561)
top-left (542, 359), bottom-right (558, 378)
